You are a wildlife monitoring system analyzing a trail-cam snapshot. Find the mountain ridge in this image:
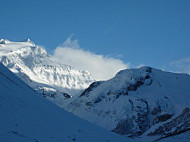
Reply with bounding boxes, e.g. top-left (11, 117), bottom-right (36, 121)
top-left (0, 39), bottom-right (94, 105)
top-left (0, 62), bottom-right (127, 142)
top-left (1, 39), bottom-right (190, 141)
top-left (65, 66), bottom-right (190, 140)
